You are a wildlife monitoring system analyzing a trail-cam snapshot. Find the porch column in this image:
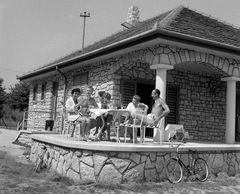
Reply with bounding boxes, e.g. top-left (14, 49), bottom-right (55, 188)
top-left (150, 64), bottom-right (173, 143)
top-left (221, 77), bottom-right (240, 144)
